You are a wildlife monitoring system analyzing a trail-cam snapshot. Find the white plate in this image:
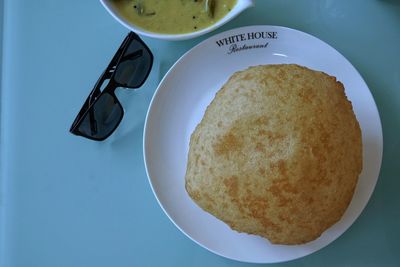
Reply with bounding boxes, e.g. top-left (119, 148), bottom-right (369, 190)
top-left (143, 25), bottom-right (383, 263)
